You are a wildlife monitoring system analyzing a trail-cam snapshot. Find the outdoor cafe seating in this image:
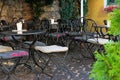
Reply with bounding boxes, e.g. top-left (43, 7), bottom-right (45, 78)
top-left (0, 19), bottom-right (23, 48)
top-left (45, 18), bottom-right (67, 46)
top-left (66, 18), bottom-right (111, 59)
top-left (22, 18), bottom-right (76, 79)
top-left (0, 43), bottom-right (28, 80)
top-left (32, 42), bottom-right (75, 79)
top-left (0, 16), bottom-right (114, 80)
